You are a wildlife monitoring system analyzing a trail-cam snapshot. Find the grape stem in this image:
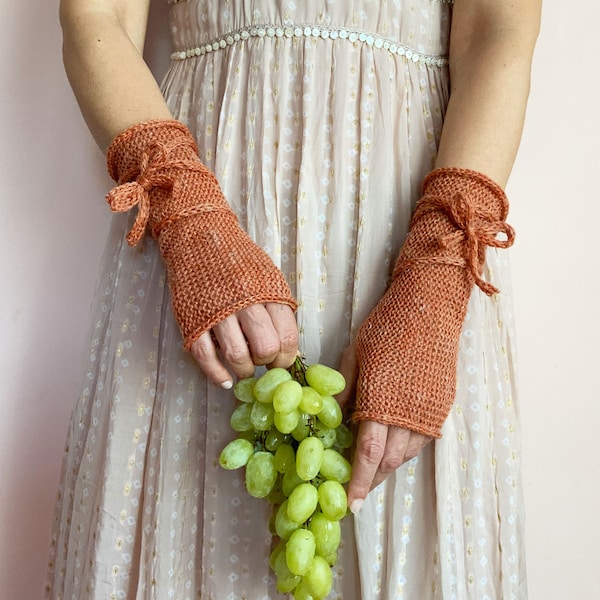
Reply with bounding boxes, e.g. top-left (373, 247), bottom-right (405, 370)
top-left (288, 355), bottom-right (309, 386)
top-left (288, 356), bottom-right (317, 433)
top-left (257, 430), bottom-right (268, 452)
